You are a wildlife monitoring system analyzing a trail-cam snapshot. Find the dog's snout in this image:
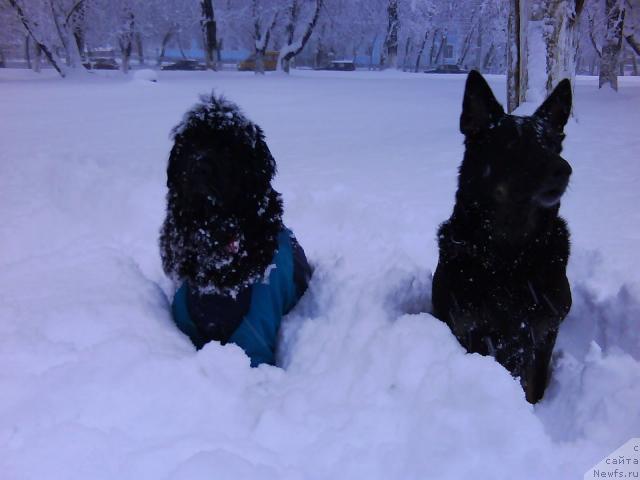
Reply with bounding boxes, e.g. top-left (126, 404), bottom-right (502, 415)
top-left (552, 158), bottom-right (572, 180)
